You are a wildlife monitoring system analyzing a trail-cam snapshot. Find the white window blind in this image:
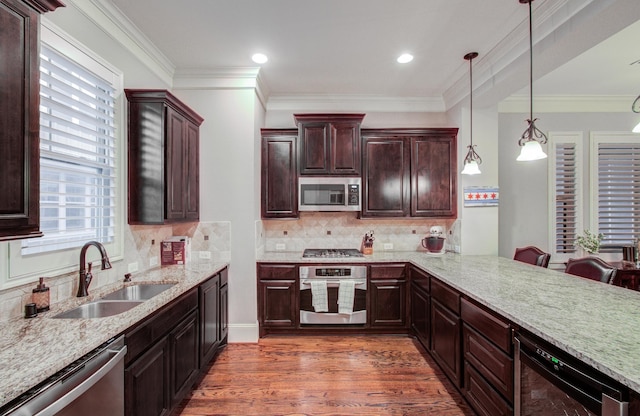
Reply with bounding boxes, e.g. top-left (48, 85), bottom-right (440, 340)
top-left (22, 44), bottom-right (117, 255)
top-left (549, 132), bottom-right (583, 257)
top-left (593, 136), bottom-right (640, 248)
